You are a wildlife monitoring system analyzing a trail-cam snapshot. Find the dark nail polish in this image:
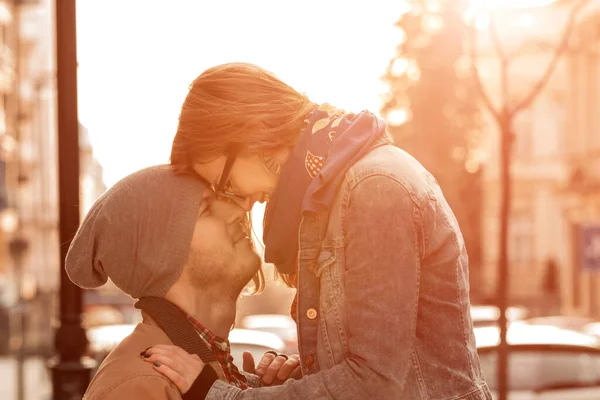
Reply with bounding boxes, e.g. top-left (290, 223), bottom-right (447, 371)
top-left (143, 352), bottom-right (151, 358)
top-left (154, 361), bottom-right (161, 367)
top-left (140, 351), bottom-right (146, 357)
